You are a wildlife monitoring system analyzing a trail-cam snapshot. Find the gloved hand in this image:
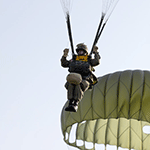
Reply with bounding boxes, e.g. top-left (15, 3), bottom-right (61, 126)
top-left (63, 48), bottom-right (69, 57)
top-left (93, 46), bottom-right (98, 54)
